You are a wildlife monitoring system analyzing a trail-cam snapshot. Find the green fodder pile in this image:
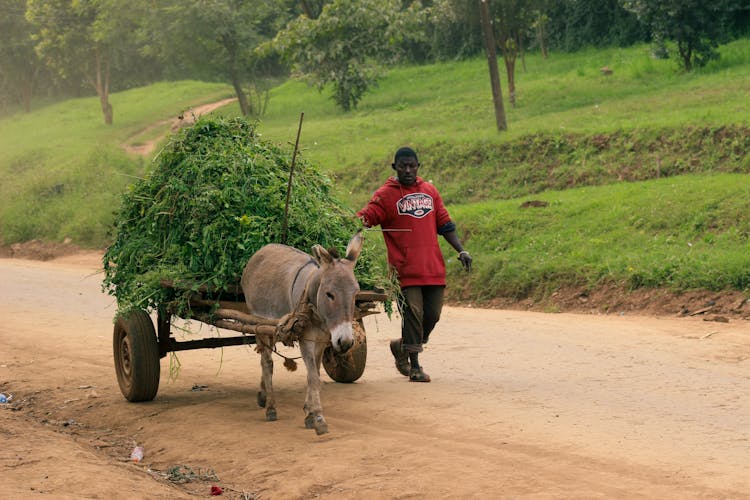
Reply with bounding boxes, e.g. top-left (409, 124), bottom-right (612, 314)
top-left (102, 116), bottom-right (384, 317)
